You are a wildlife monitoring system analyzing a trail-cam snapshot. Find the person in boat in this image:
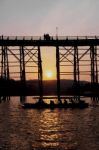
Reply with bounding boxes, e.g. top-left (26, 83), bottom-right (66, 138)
top-left (64, 99), bottom-right (67, 105)
top-left (50, 100), bottom-right (55, 106)
top-left (70, 97), bottom-right (74, 103)
top-left (59, 100), bottom-right (62, 105)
